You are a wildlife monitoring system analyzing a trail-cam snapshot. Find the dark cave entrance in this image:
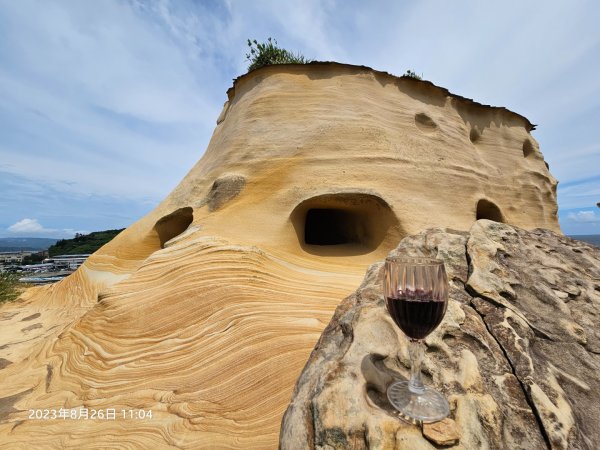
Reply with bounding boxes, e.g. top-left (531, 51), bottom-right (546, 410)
top-left (476, 199), bottom-right (504, 223)
top-left (291, 193), bottom-right (400, 256)
top-left (304, 208), bottom-right (366, 245)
